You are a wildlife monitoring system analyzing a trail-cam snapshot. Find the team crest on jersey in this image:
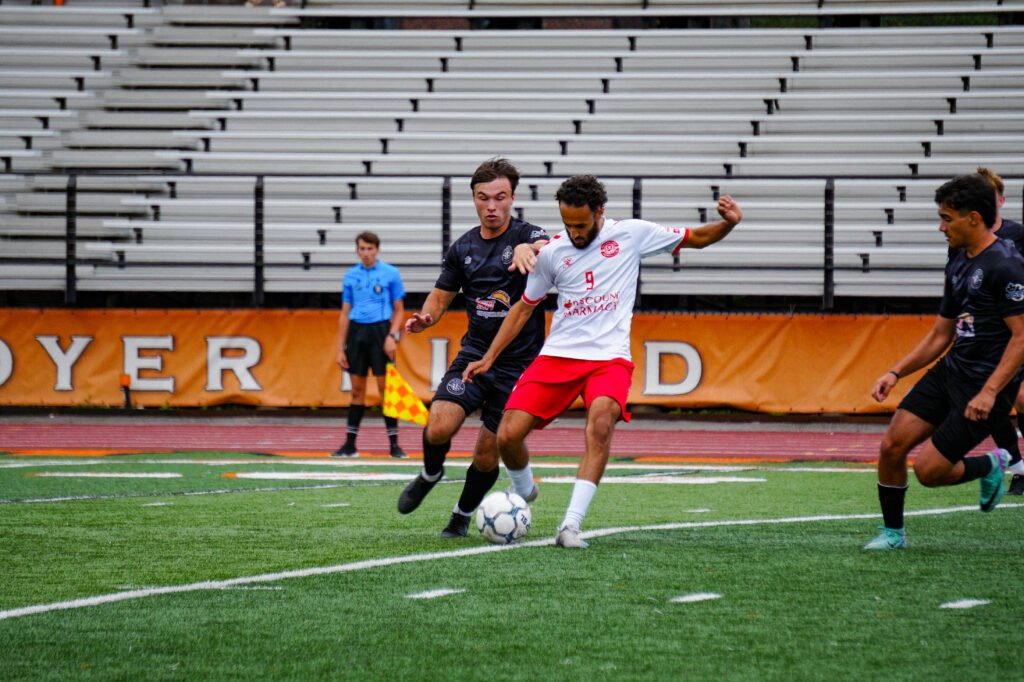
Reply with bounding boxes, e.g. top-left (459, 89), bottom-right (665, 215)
top-left (600, 240), bottom-right (620, 258)
top-left (446, 378), bottom-right (466, 395)
top-left (501, 245), bottom-right (514, 265)
top-left (464, 255), bottom-right (472, 265)
top-left (562, 257), bottom-right (573, 269)
top-left (956, 312), bottom-right (976, 338)
top-left (1006, 282), bottom-right (1024, 302)
top-left (969, 268), bottom-right (984, 292)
